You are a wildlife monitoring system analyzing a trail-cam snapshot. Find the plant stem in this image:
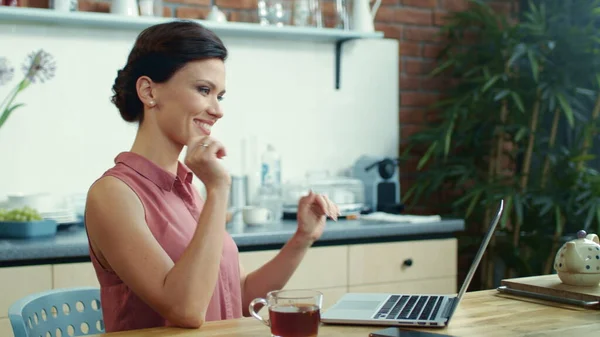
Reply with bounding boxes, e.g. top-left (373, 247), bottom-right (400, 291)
top-left (0, 81), bottom-right (23, 128)
top-left (513, 89), bottom-right (541, 249)
top-left (541, 107), bottom-right (561, 189)
top-left (0, 80), bottom-right (25, 130)
top-left (484, 99), bottom-right (509, 288)
top-left (577, 94), bottom-right (600, 172)
top-left (543, 211), bottom-right (565, 274)
top-left (0, 81), bottom-right (20, 113)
